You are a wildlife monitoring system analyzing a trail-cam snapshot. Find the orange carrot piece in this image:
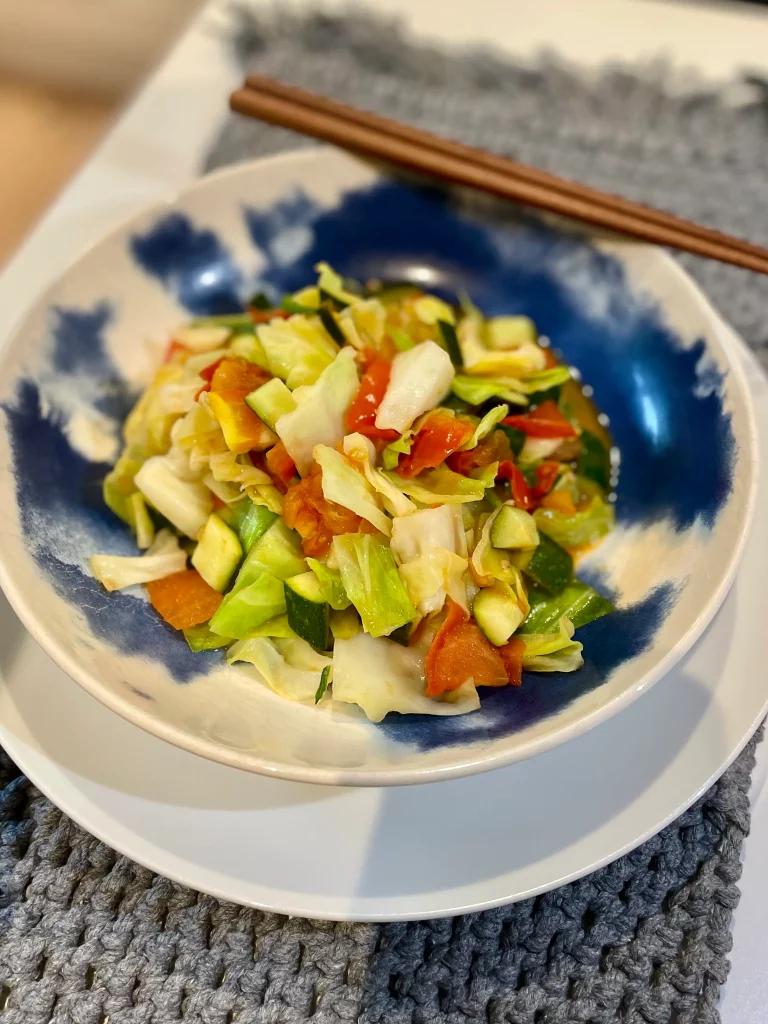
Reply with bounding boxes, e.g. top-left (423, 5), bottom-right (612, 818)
top-left (146, 569), bottom-right (223, 631)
